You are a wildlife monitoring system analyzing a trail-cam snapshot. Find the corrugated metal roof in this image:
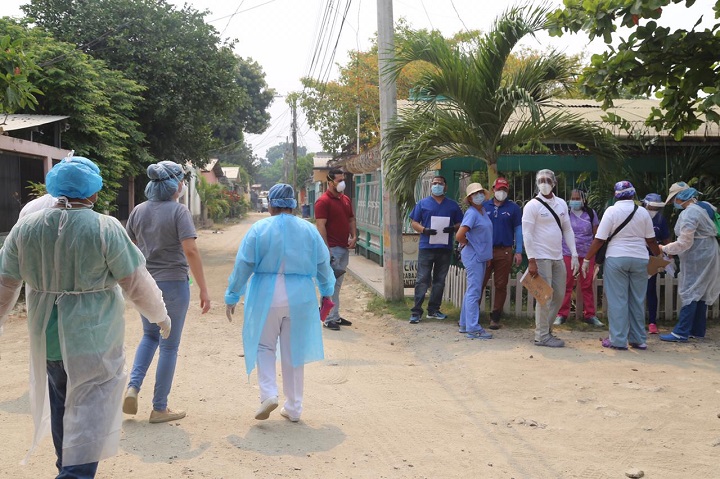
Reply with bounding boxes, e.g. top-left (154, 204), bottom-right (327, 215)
top-left (0, 114), bottom-right (69, 132)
